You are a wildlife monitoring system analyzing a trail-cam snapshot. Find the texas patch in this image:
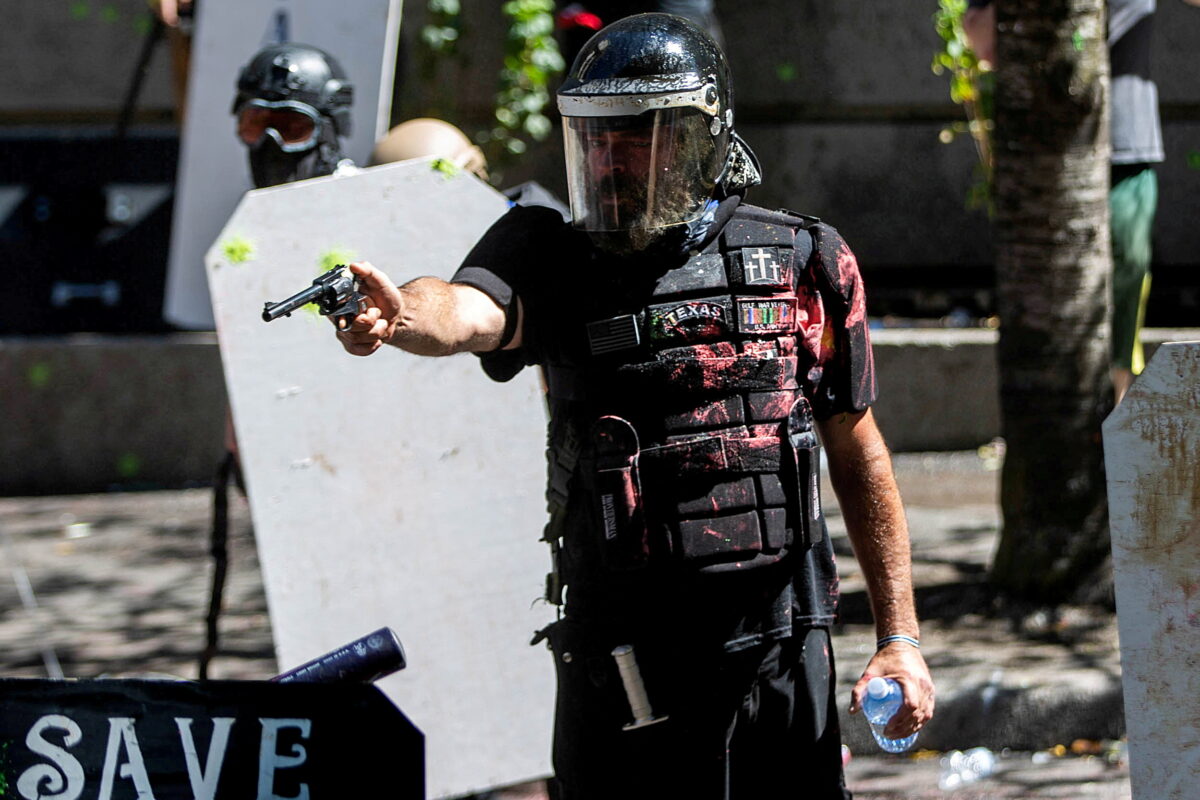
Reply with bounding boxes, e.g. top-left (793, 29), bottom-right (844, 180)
top-left (647, 296), bottom-right (733, 343)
